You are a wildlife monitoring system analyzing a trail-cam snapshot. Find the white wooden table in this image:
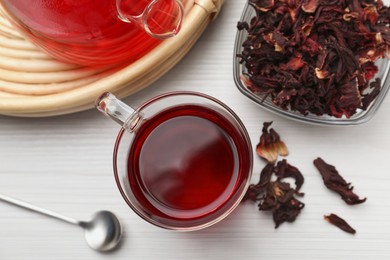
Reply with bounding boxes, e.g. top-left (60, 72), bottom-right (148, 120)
top-left (1, 1), bottom-right (390, 259)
